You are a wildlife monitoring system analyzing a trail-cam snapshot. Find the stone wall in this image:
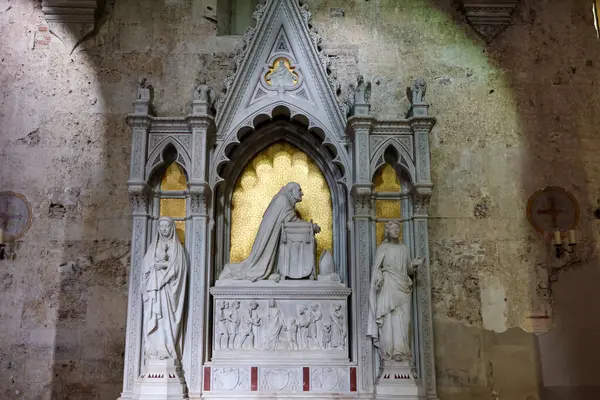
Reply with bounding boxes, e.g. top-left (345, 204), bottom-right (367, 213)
top-left (1, 0), bottom-right (599, 399)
